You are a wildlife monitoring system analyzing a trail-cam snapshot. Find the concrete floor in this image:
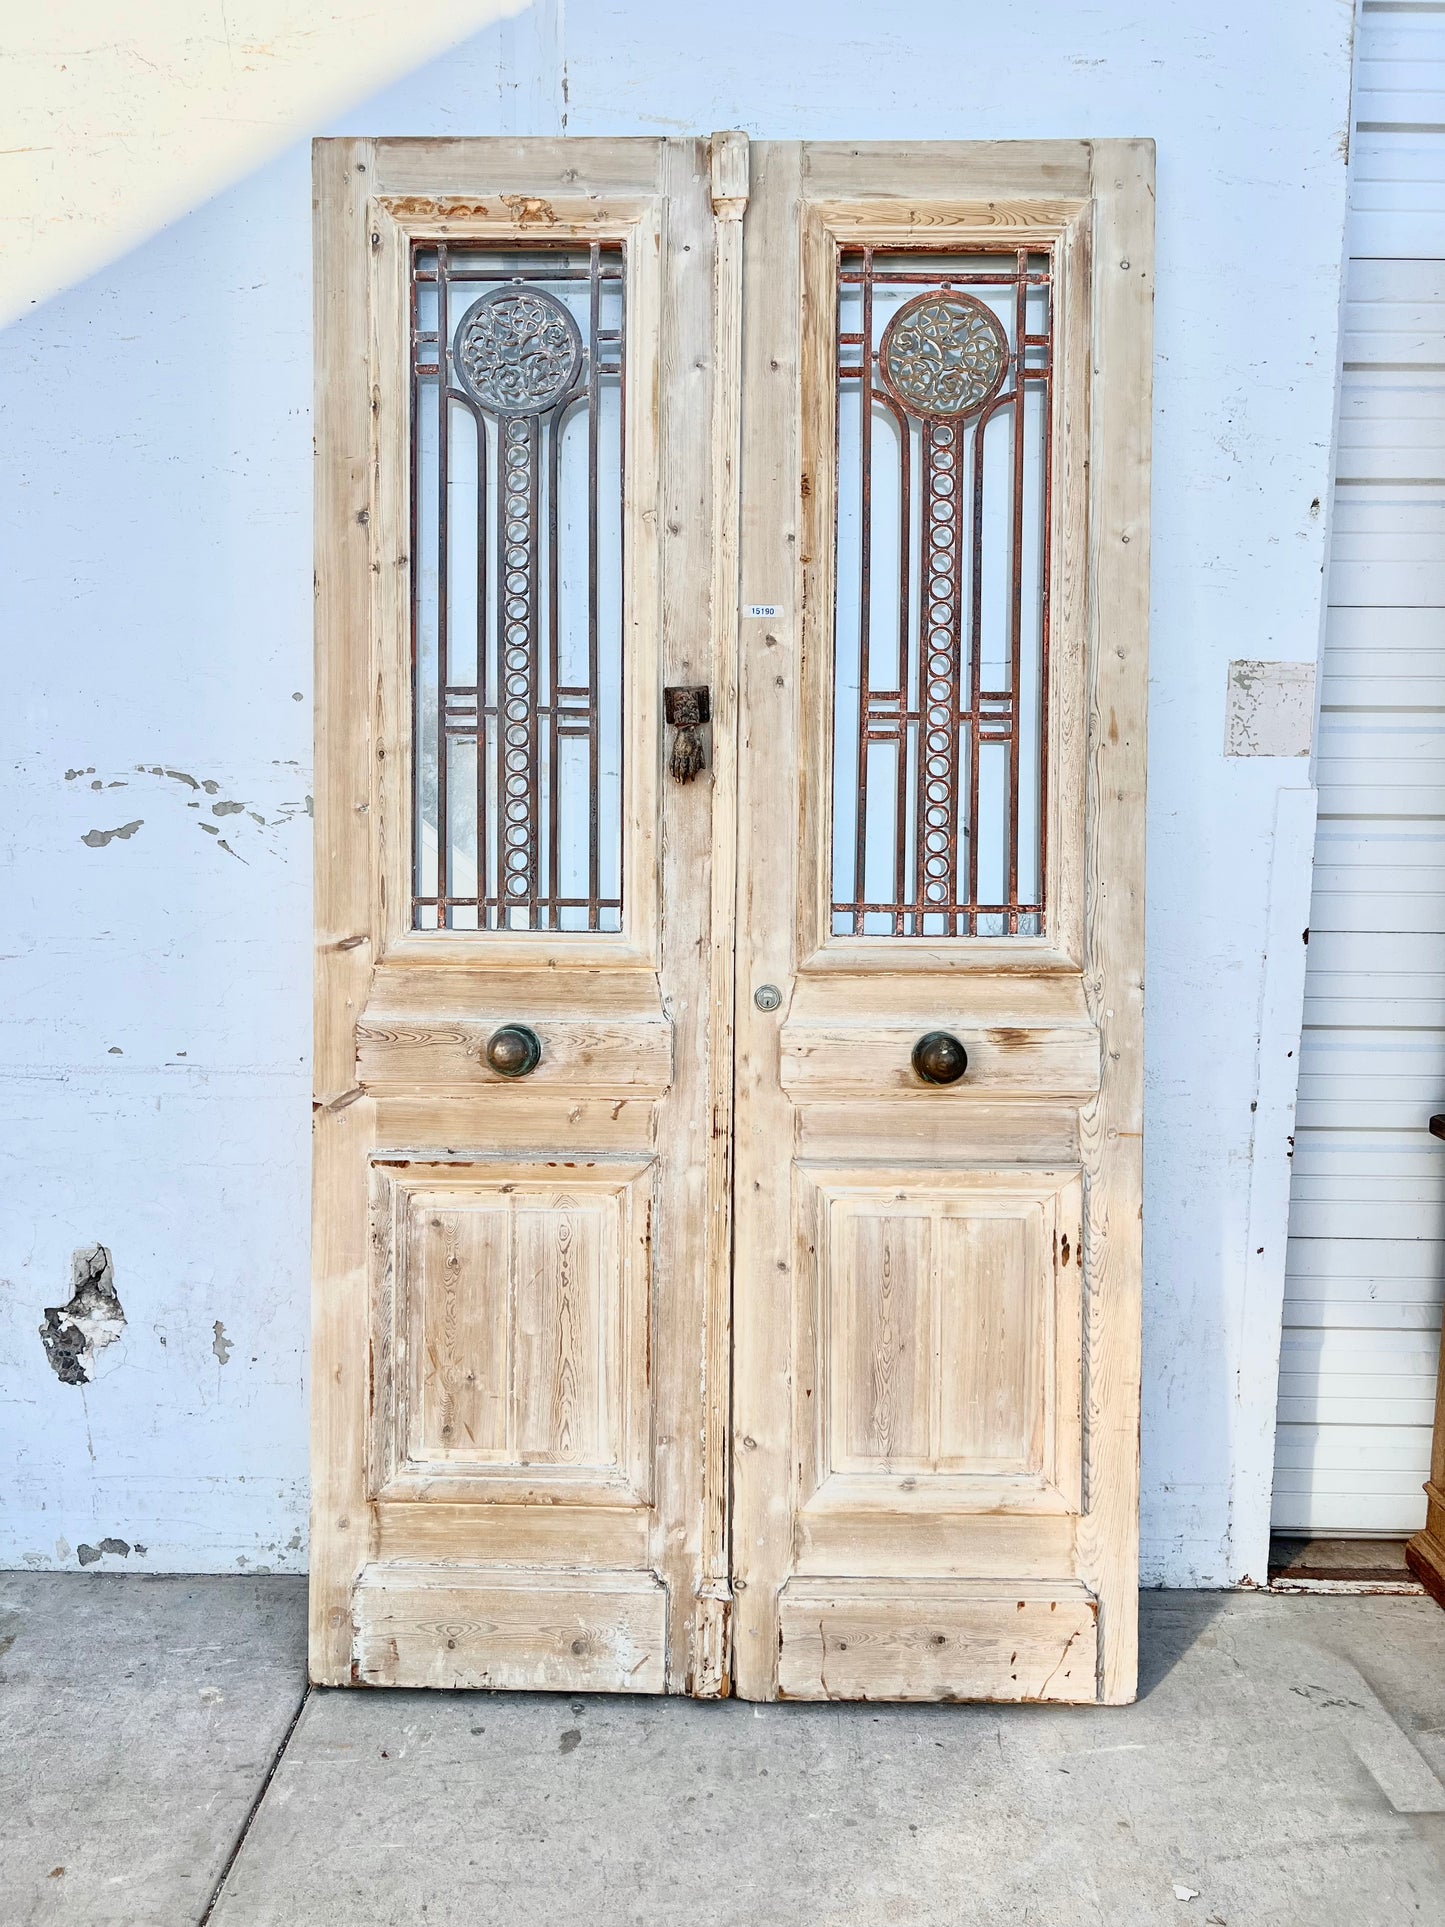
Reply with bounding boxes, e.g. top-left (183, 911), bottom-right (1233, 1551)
top-left (3, 1579), bottom-right (1445, 1926)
